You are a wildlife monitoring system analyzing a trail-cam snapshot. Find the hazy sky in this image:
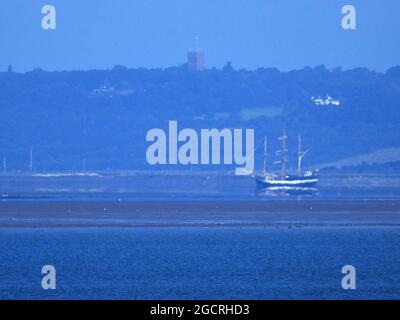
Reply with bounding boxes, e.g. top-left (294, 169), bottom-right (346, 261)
top-left (1, 0), bottom-right (399, 72)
